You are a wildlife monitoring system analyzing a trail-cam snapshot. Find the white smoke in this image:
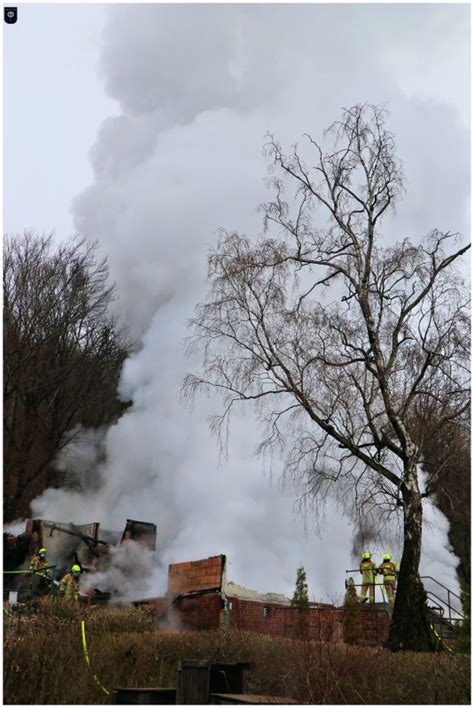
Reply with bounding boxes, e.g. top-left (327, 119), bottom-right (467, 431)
top-left (419, 469), bottom-right (463, 615)
top-left (80, 540), bottom-right (167, 603)
top-left (53, 426), bottom-right (108, 492)
top-left (30, 4), bottom-right (468, 603)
